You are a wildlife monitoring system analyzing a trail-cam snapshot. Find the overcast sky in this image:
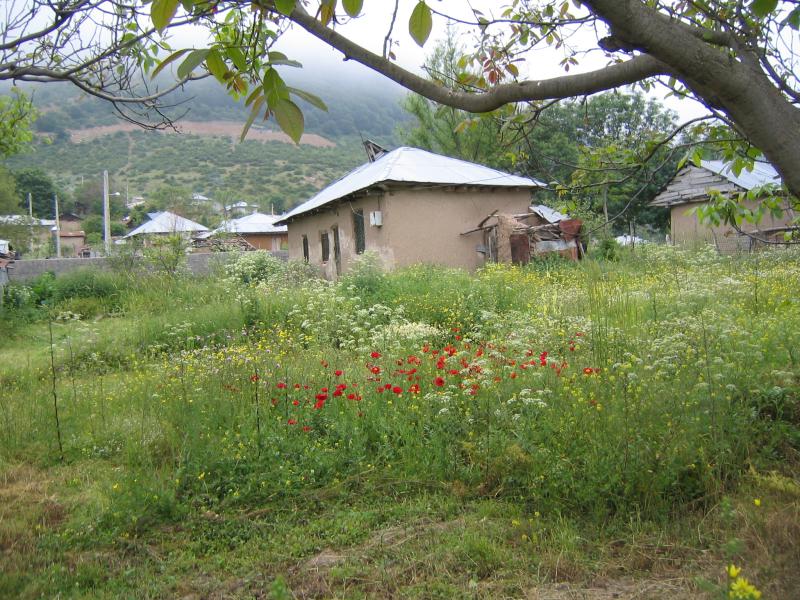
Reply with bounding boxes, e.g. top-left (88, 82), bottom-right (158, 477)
top-left (174, 1), bottom-right (709, 120)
